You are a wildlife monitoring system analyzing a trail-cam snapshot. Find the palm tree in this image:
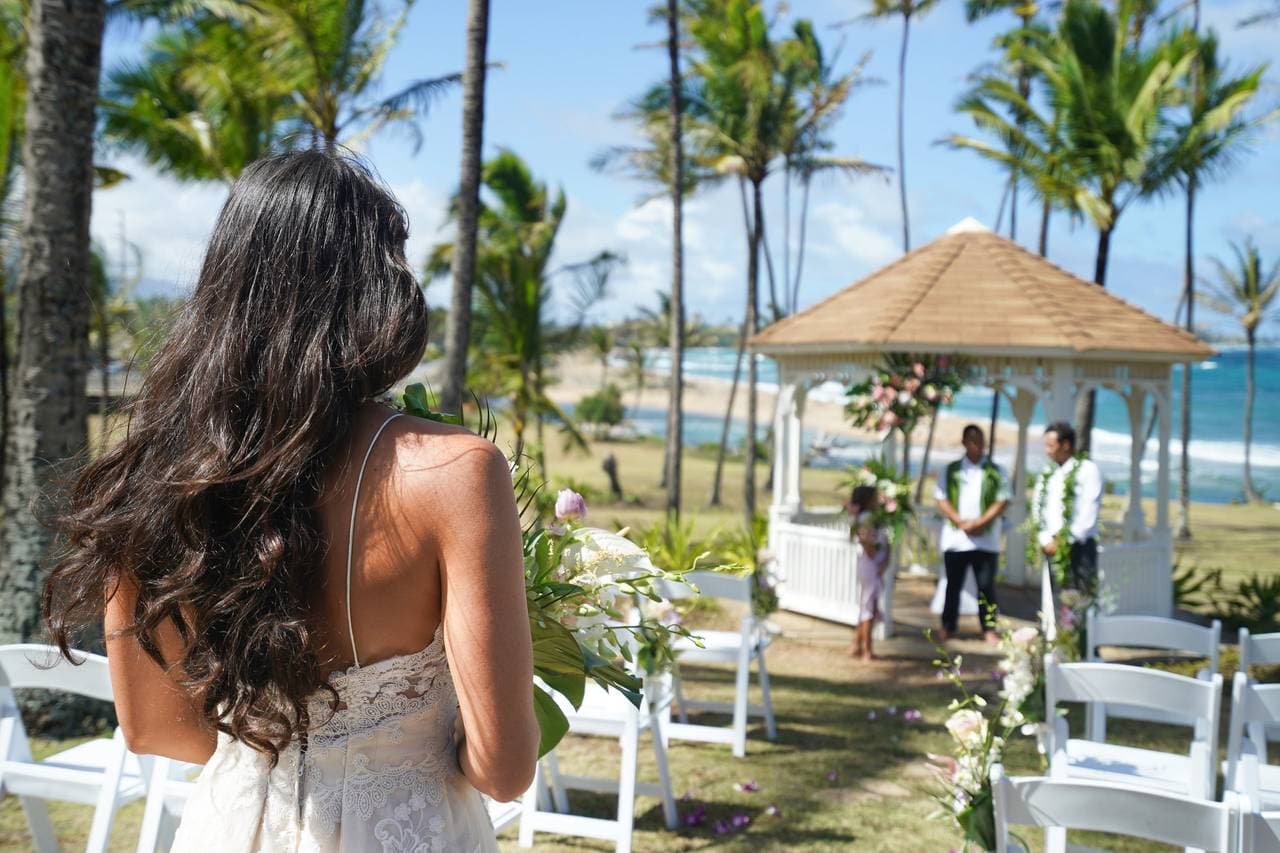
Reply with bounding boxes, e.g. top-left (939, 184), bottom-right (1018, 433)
top-left (0, 0), bottom-right (24, 495)
top-left (427, 150), bottom-right (617, 467)
top-left (858, 0), bottom-right (941, 253)
top-left (1171, 30), bottom-right (1271, 538)
top-left (1198, 240), bottom-right (1279, 502)
top-left (441, 0), bottom-right (491, 418)
top-left (586, 325), bottom-right (615, 388)
top-left (1027, 0), bottom-right (1193, 451)
top-left (663, 0), bottom-right (686, 516)
top-left (102, 1), bottom-right (462, 180)
top-left (624, 339), bottom-right (649, 418)
top-left (0, 0), bottom-right (107, 645)
top-left (963, 1), bottom-right (1045, 241)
